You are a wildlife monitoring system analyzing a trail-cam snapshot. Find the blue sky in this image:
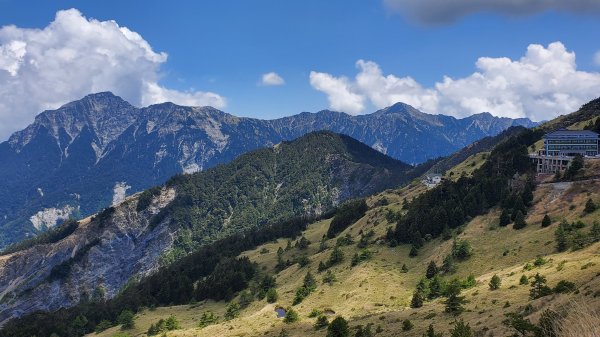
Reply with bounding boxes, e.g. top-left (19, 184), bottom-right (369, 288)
top-left (0, 0), bottom-right (599, 139)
